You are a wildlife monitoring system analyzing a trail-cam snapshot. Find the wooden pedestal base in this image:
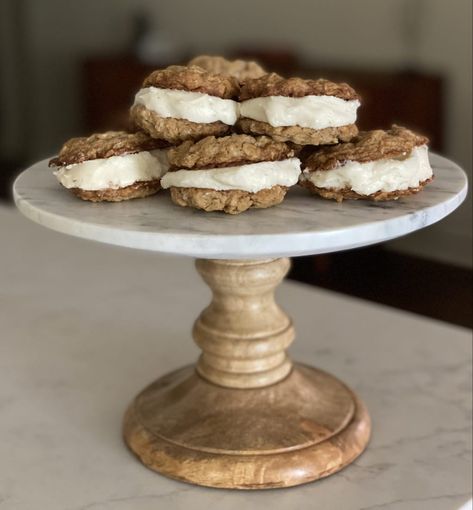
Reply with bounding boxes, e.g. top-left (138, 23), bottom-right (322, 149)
top-left (124, 364), bottom-right (370, 489)
top-left (123, 258), bottom-right (371, 489)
